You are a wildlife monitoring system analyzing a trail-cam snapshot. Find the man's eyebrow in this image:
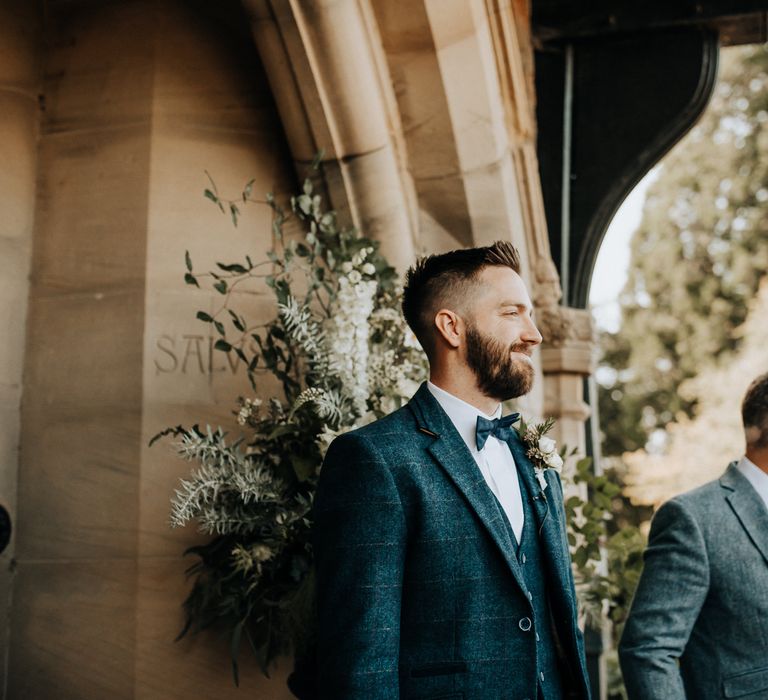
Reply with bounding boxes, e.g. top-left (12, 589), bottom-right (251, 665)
top-left (499, 301), bottom-right (532, 312)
